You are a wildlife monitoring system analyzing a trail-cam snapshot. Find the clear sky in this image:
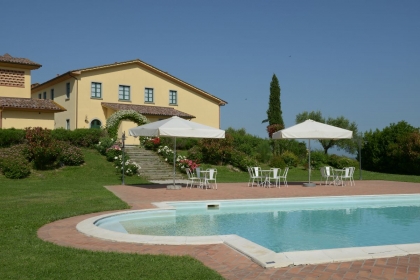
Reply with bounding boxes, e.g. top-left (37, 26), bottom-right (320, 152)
top-left (3, 0), bottom-right (420, 140)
